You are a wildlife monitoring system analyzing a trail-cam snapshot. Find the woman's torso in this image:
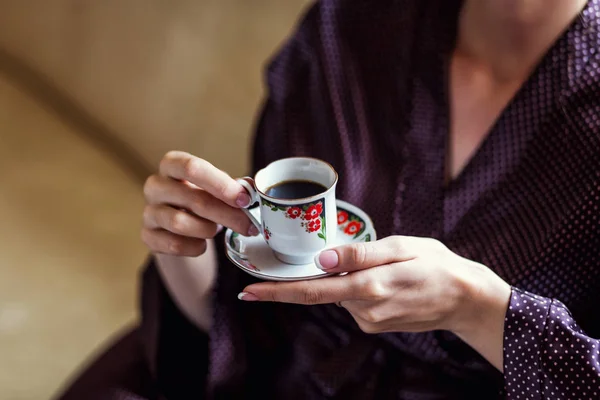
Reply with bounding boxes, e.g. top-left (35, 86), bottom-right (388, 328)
top-left (161, 1), bottom-right (600, 398)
